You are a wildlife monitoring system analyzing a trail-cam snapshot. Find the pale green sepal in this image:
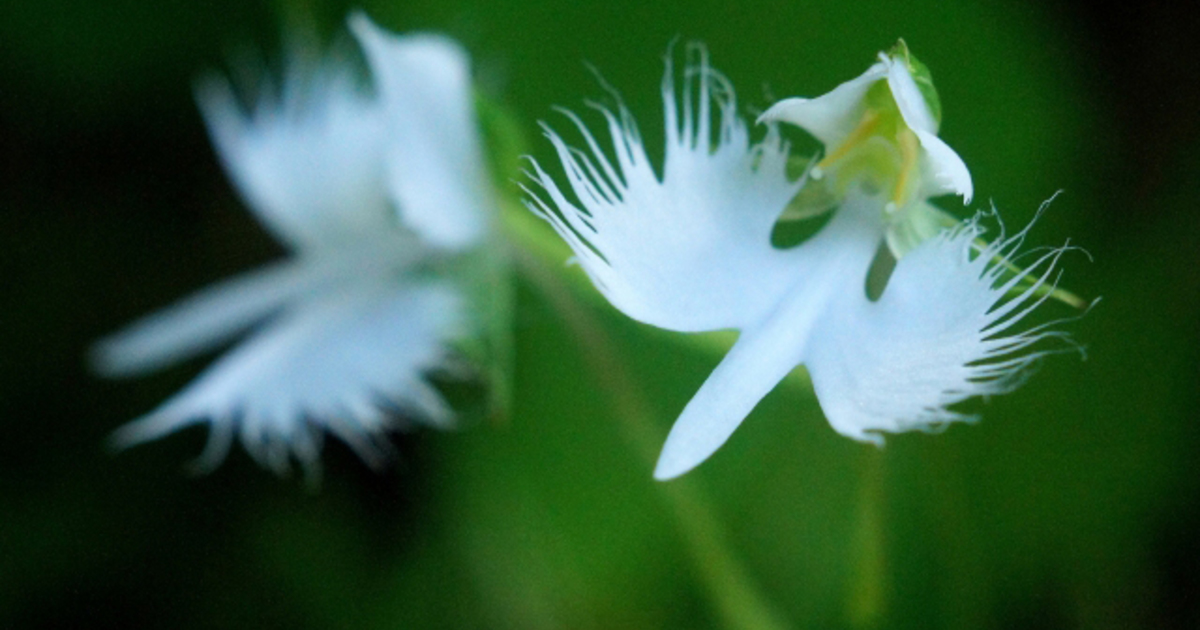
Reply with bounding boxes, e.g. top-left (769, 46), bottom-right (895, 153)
top-left (885, 201), bottom-right (959, 259)
top-left (442, 94), bottom-right (525, 419)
